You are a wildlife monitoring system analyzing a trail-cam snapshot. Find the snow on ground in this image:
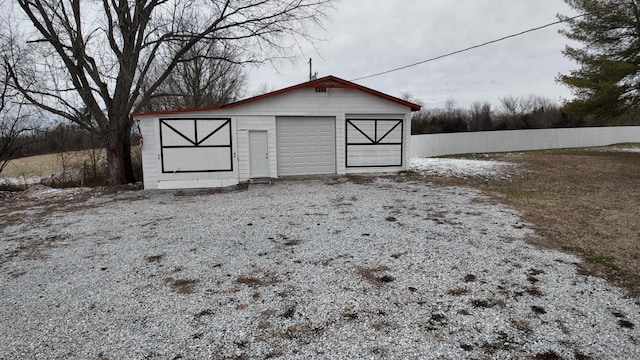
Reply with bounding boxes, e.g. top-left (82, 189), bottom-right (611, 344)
top-left (0, 176), bottom-right (42, 186)
top-left (0, 183), bottom-right (93, 201)
top-left (1, 178), bottom-right (639, 359)
top-left (615, 147), bottom-right (640, 153)
top-left (410, 157), bottom-right (517, 179)
top-left (18, 184), bottom-right (94, 200)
